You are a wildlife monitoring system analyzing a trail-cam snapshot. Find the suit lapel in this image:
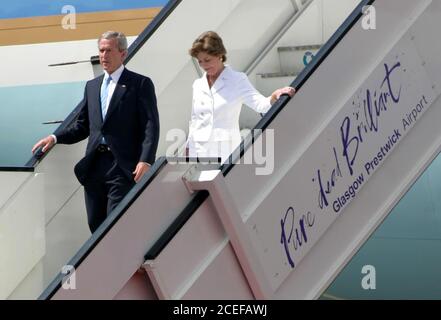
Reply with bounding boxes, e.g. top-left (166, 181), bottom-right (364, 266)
top-left (200, 71), bottom-right (227, 96)
top-left (211, 66), bottom-right (229, 95)
top-left (200, 73), bottom-right (211, 96)
top-left (93, 75), bottom-right (104, 125)
top-left (103, 69), bottom-right (128, 123)
top-left (211, 76), bottom-right (225, 95)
